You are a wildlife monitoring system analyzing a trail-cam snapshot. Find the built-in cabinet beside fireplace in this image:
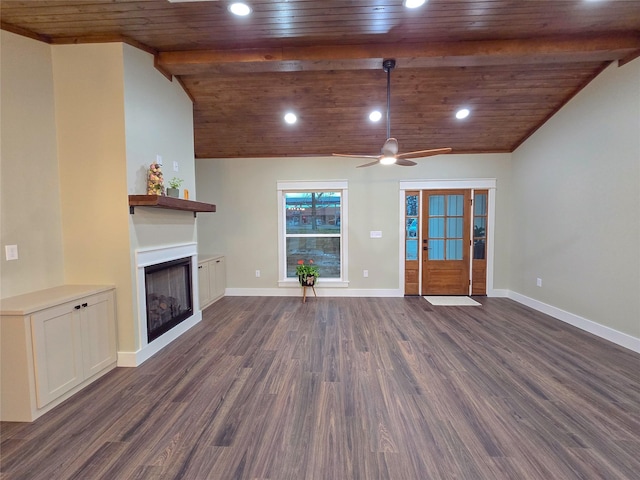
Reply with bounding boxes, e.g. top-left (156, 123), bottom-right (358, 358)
top-left (198, 254), bottom-right (226, 309)
top-left (1, 285), bottom-right (117, 422)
